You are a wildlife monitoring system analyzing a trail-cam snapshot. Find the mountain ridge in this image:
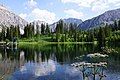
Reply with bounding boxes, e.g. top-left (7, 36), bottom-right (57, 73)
top-left (78, 8), bottom-right (120, 30)
top-left (49, 18), bottom-right (83, 31)
top-left (0, 5), bottom-right (28, 33)
top-left (1, 4), bottom-right (120, 32)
